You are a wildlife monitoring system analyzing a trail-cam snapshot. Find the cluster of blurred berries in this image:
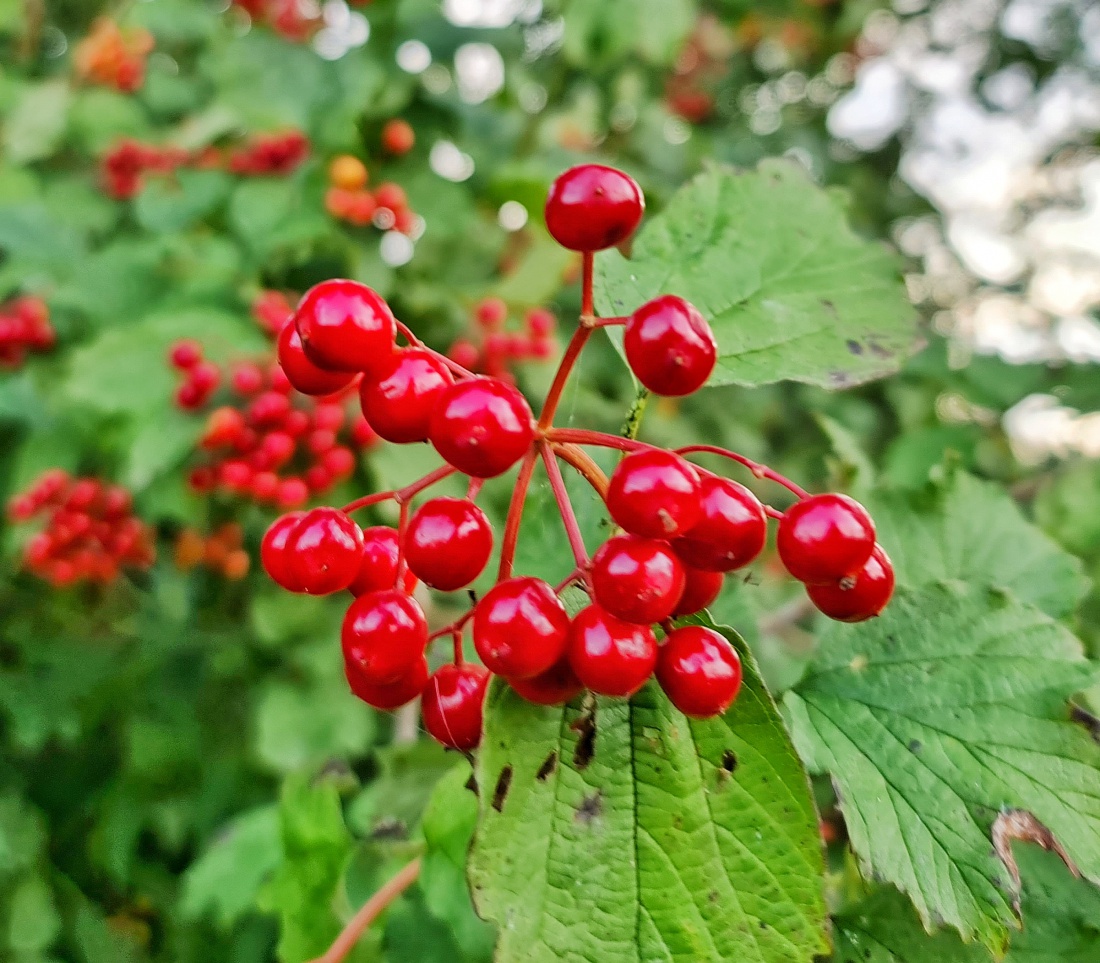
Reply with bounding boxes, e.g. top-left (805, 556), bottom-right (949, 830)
top-left (0, 296), bottom-right (54, 368)
top-left (173, 523), bottom-right (251, 580)
top-left (325, 155), bottom-right (418, 234)
top-left (447, 298), bottom-right (558, 380)
top-left (73, 17), bottom-right (153, 93)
